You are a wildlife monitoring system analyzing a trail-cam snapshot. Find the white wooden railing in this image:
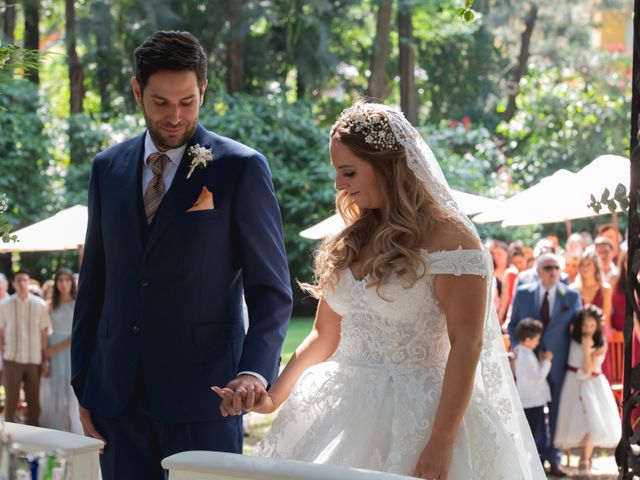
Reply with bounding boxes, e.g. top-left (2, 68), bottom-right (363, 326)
top-left (162, 451), bottom-right (417, 480)
top-left (3, 422), bottom-right (103, 479)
